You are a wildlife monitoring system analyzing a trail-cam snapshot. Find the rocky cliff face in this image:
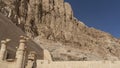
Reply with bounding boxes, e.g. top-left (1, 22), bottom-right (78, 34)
top-left (0, 0), bottom-right (75, 39)
top-left (1, 0), bottom-right (120, 61)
